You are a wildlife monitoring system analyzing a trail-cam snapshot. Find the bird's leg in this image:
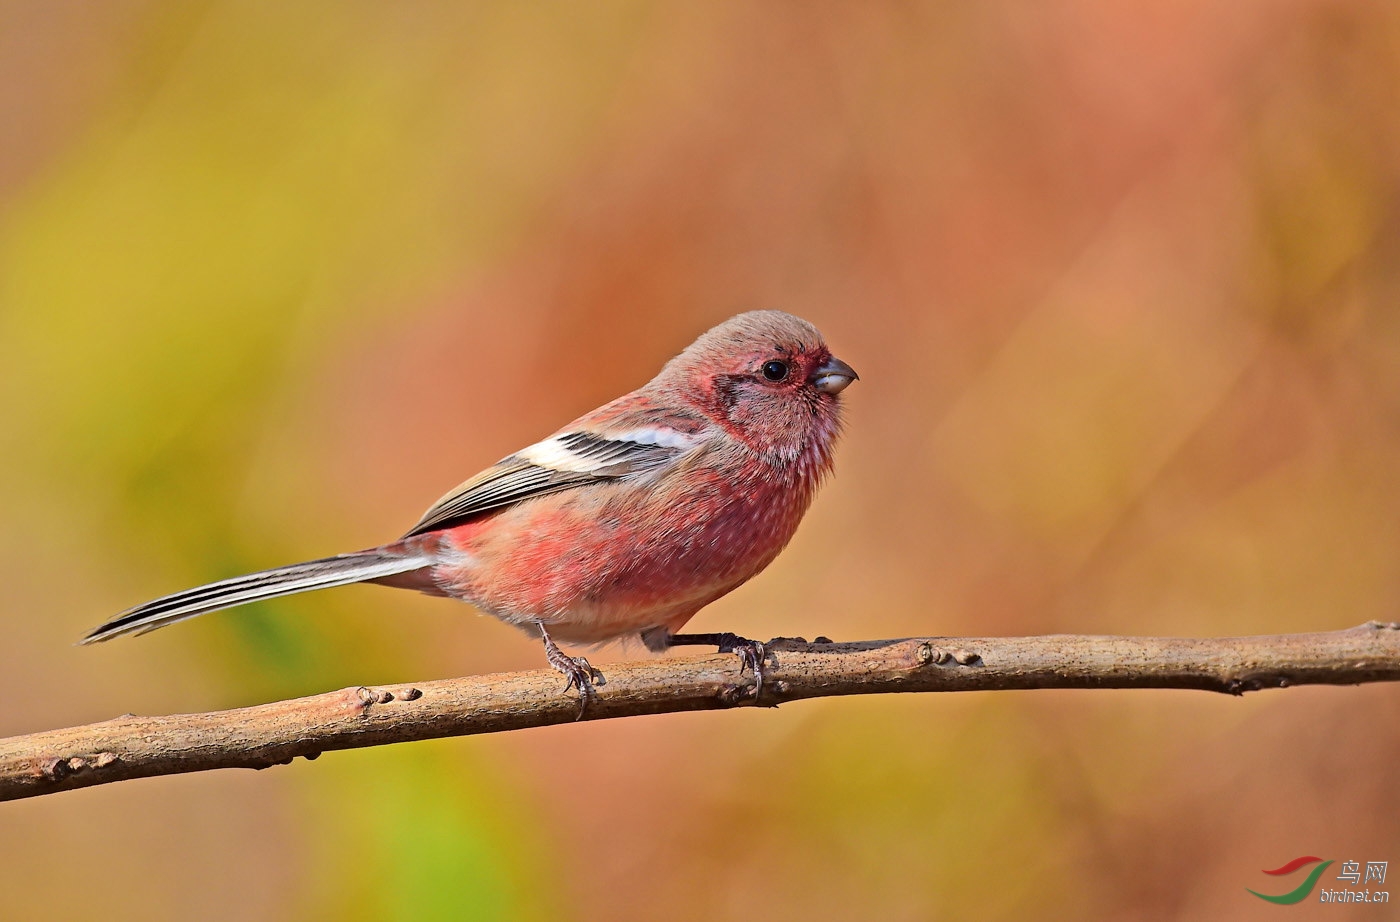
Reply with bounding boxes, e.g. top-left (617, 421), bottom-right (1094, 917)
top-left (663, 632), bottom-right (768, 697)
top-left (537, 622), bottom-right (604, 719)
